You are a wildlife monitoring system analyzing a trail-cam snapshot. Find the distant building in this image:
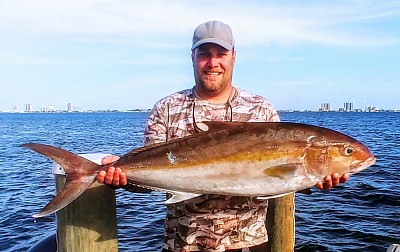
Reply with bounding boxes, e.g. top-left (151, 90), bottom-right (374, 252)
top-left (46, 105), bottom-right (56, 112)
top-left (319, 103), bottom-right (331, 112)
top-left (365, 106), bottom-right (378, 112)
top-left (343, 102), bottom-right (353, 112)
top-left (25, 104), bottom-right (33, 112)
top-left (67, 103), bottom-right (72, 112)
